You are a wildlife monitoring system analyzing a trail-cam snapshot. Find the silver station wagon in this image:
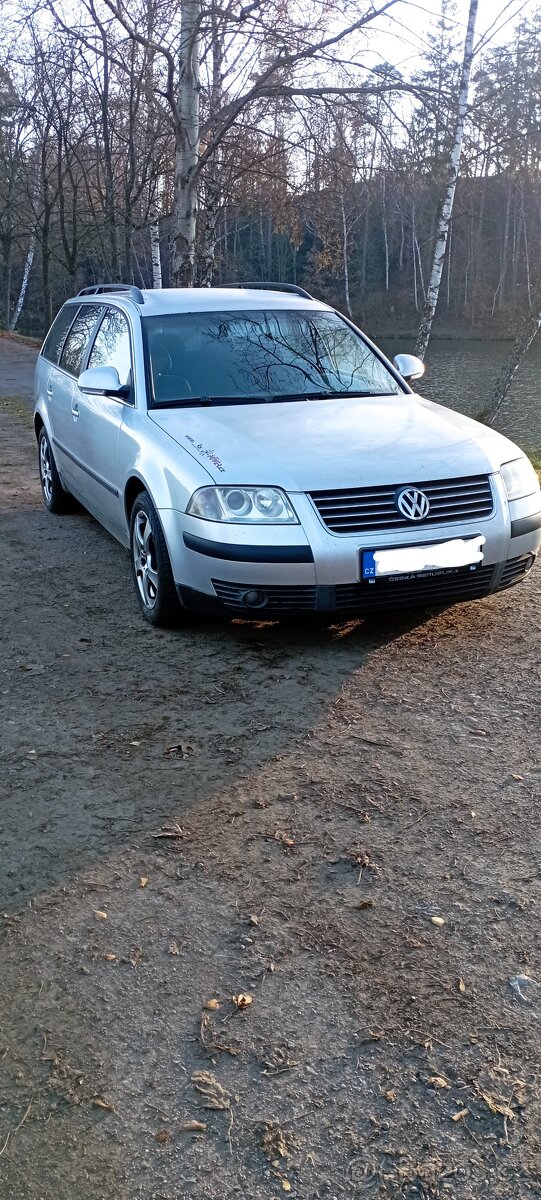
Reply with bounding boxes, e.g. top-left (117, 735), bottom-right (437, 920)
top-left (34, 283), bottom-right (541, 626)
